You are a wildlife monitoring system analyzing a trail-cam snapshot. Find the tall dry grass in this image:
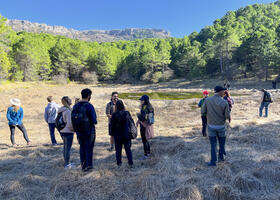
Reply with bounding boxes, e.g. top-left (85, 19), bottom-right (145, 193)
top-left (0, 82), bottom-right (279, 200)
